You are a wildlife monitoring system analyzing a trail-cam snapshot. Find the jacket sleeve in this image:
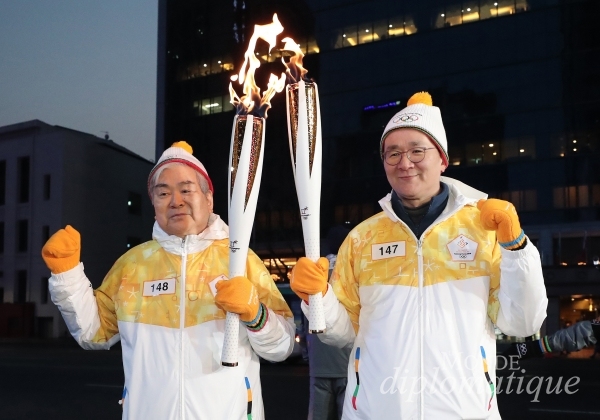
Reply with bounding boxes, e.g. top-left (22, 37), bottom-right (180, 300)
top-left (245, 251), bottom-right (295, 362)
top-left (49, 263), bottom-right (121, 350)
top-left (547, 320), bottom-right (597, 352)
top-left (301, 237), bottom-right (357, 349)
top-left (489, 238), bottom-right (548, 337)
